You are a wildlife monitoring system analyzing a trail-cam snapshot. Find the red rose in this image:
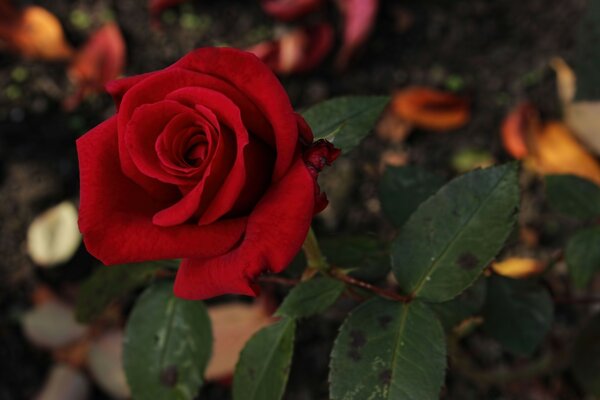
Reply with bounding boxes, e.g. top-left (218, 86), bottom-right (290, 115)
top-left (77, 47), bottom-right (339, 299)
